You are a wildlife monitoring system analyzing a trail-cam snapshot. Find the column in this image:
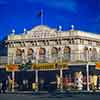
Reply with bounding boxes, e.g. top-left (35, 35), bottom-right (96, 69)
top-left (46, 47), bottom-right (50, 63)
top-left (60, 68), bottom-right (63, 92)
top-left (49, 47), bottom-right (52, 63)
top-left (86, 63), bottom-right (90, 91)
top-left (12, 71), bottom-right (15, 92)
top-left (12, 51), bottom-right (15, 92)
top-left (35, 70), bottom-right (38, 92)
